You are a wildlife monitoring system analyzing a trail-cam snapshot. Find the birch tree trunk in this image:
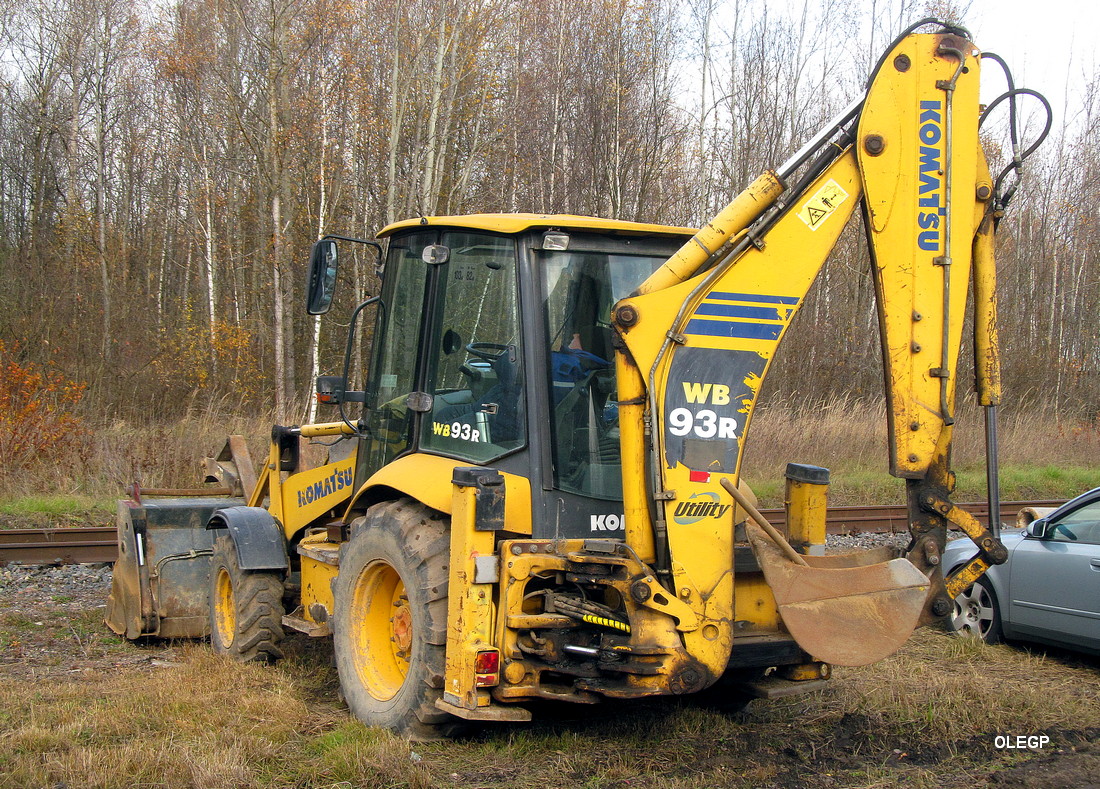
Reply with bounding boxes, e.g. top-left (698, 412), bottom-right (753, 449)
top-left (306, 85), bottom-right (328, 425)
